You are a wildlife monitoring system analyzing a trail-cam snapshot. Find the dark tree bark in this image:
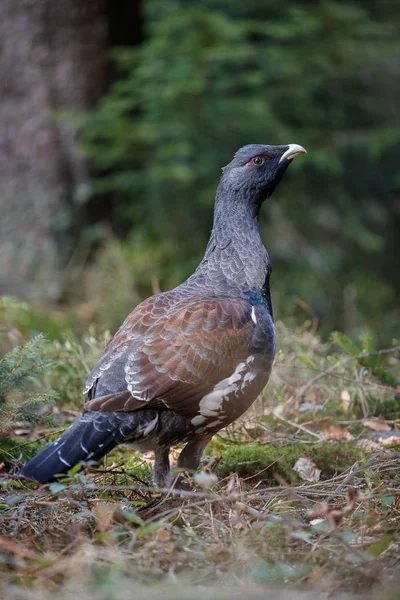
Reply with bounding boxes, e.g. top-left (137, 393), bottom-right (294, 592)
top-left (0, 0), bottom-right (107, 300)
